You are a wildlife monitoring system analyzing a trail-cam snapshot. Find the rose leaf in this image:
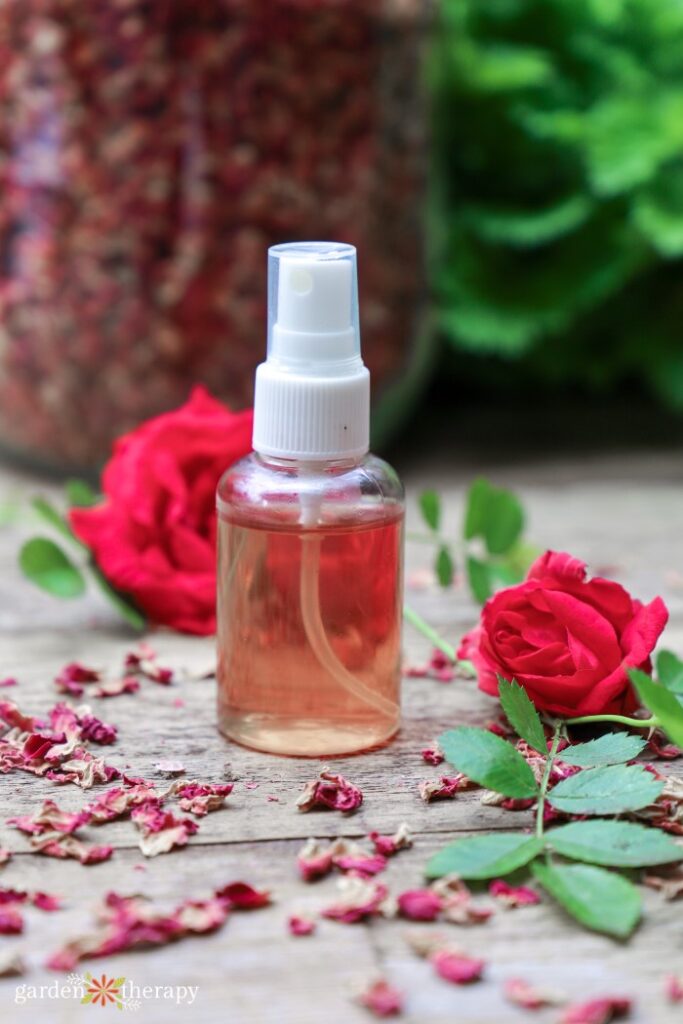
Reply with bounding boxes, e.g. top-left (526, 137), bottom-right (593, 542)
top-left (419, 489), bottom-right (441, 532)
top-left (425, 832), bottom-right (543, 880)
top-left (19, 537), bottom-right (86, 599)
top-left (65, 479), bottom-right (99, 508)
top-left (438, 726), bottom-right (539, 798)
top-left (655, 650), bottom-right (683, 694)
top-left (547, 819), bottom-right (683, 867)
top-left (466, 555), bottom-right (493, 604)
top-left (497, 676), bottom-right (547, 754)
top-left (31, 497), bottom-right (83, 547)
top-left (630, 669), bottom-right (683, 748)
top-left (435, 545), bottom-right (454, 587)
top-left (560, 733), bottom-right (647, 768)
top-left (531, 861), bottom-right (641, 938)
top-left (548, 764), bottom-right (663, 815)
top-left (464, 477), bottom-right (524, 555)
